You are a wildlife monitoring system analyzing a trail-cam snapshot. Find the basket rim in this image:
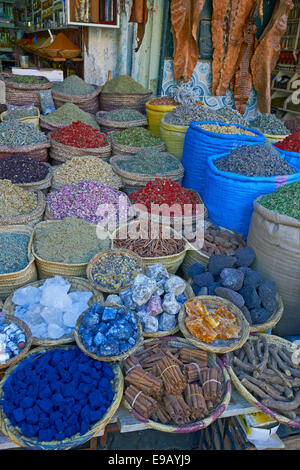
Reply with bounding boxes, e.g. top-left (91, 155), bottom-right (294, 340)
top-left (225, 333), bottom-right (300, 428)
top-left (49, 132), bottom-right (111, 154)
top-left (0, 312), bottom-right (33, 370)
top-left (122, 336), bottom-right (232, 433)
top-left (0, 225), bottom-right (35, 279)
top-left (74, 304), bottom-right (144, 362)
top-left (52, 85), bottom-right (102, 102)
top-left (3, 276), bottom-right (104, 346)
top-left (86, 248), bottom-right (146, 294)
top-left (96, 111), bottom-right (148, 128)
top-left (0, 344), bottom-right (124, 449)
top-left (111, 131), bottom-right (165, 154)
top-left (0, 190), bottom-right (46, 225)
top-left (178, 295), bottom-right (250, 353)
top-left (100, 90), bottom-right (152, 96)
